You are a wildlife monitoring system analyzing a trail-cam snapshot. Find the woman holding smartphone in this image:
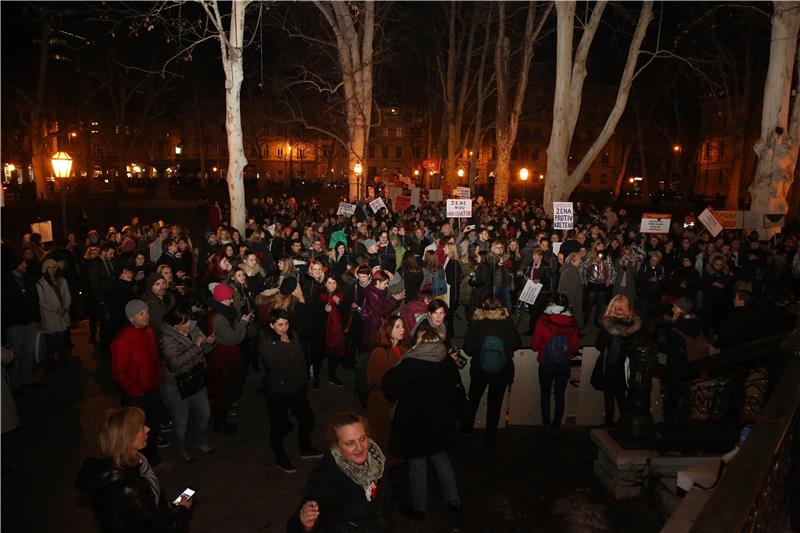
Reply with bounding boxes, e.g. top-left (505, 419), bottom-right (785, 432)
top-left (76, 406), bottom-right (192, 533)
